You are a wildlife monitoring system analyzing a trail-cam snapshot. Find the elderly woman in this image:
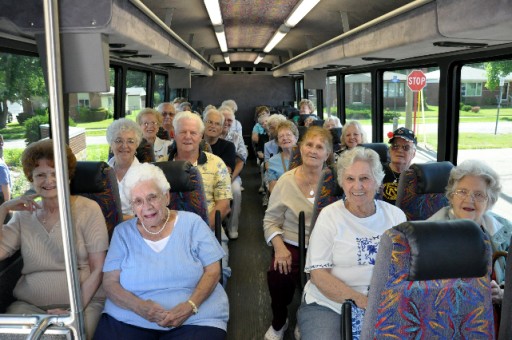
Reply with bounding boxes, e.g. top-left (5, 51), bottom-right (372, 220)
top-left (428, 160), bottom-right (509, 304)
top-left (252, 105), bottom-right (270, 146)
top-left (336, 121), bottom-right (368, 160)
top-left (0, 139), bottom-right (108, 339)
top-left (136, 108), bottom-right (173, 162)
top-left (93, 163), bottom-right (228, 339)
top-left (323, 116), bottom-right (342, 130)
top-left (297, 147), bottom-right (406, 340)
top-left (265, 120), bottom-right (299, 193)
top-left (106, 118), bottom-right (143, 220)
top-left (294, 99), bottom-right (317, 126)
top-left (263, 126), bottom-right (332, 340)
top-left (221, 99), bottom-right (243, 135)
